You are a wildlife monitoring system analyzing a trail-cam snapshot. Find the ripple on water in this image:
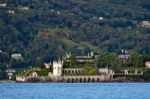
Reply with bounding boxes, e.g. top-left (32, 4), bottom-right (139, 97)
top-left (0, 83), bottom-right (150, 99)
